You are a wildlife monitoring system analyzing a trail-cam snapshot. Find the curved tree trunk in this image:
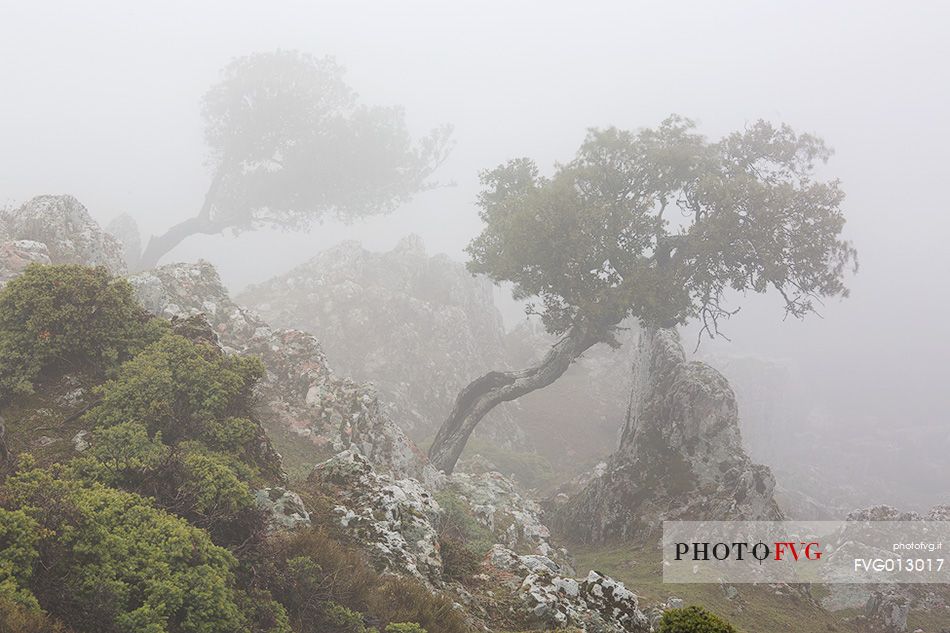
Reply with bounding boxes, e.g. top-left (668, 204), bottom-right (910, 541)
top-left (135, 166), bottom-right (228, 272)
top-left (137, 215), bottom-right (222, 271)
top-left (427, 321), bottom-right (602, 474)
